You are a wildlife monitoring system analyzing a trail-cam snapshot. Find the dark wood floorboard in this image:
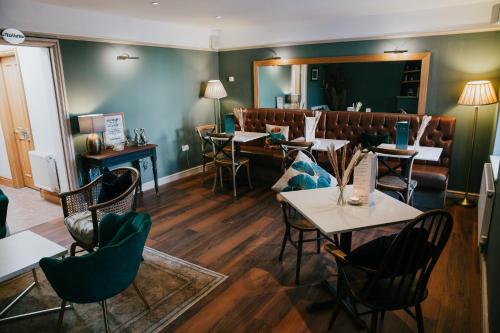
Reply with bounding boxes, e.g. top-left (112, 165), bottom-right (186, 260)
top-left (31, 173), bottom-right (481, 333)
